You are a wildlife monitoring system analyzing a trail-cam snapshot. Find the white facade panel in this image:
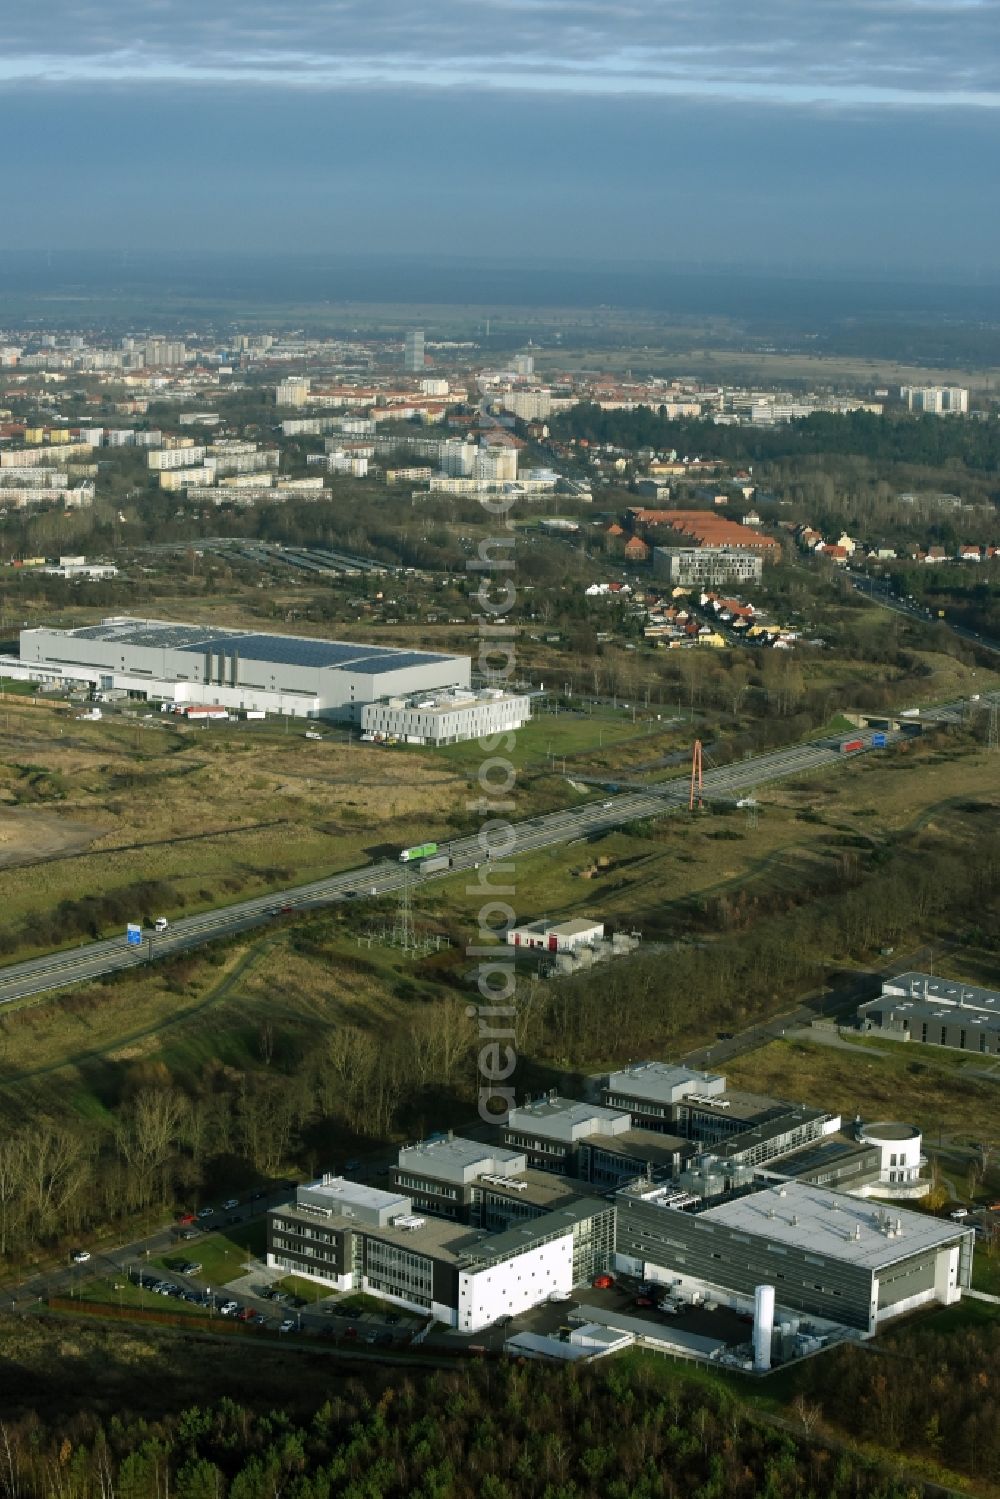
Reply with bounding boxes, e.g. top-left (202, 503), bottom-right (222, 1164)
top-left (457, 1234), bottom-right (574, 1333)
